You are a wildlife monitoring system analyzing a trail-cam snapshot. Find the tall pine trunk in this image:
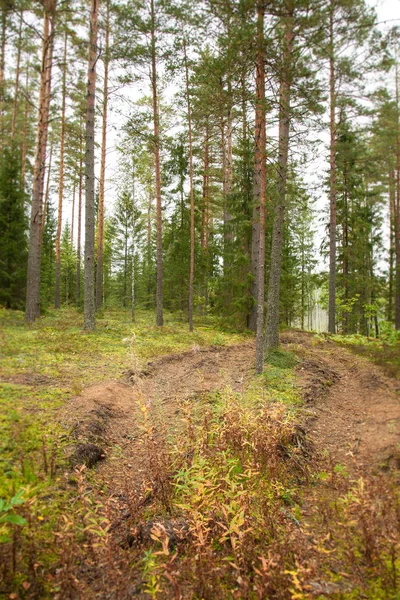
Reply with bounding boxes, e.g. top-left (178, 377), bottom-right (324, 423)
top-left (41, 142), bottom-right (53, 244)
top-left (96, 0), bottom-right (110, 309)
top-left (151, 0), bottom-right (163, 326)
top-left (254, 0), bottom-right (267, 374)
top-left (0, 4), bottom-right (7, 146)
top-left (389, 169), bottom-right (395, 322)
top-left (396, 157), bottom-right (400, 331)
top-left (25, 1), bottom-right (57, 323)
top-left (71, 182), bottom-right (76, 244)
top-left (265, 3), bottom-right (293, 350)
top-left (11, 11), bottom-right (23, 142)
top-left (184, 38), bottom-right (195, 332)
top-left (201, 127), bottom-right (210, 306)
top-left (76, 142), bottom-right (83, 304)
top-left (328, 0), bottom-right (337, 334)
top-left (84, 0), bottom-right (98, 331)
top-left (21, 63), bottom-right (31, 190)
top-left (55, 32), bottom-right (68, 309)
